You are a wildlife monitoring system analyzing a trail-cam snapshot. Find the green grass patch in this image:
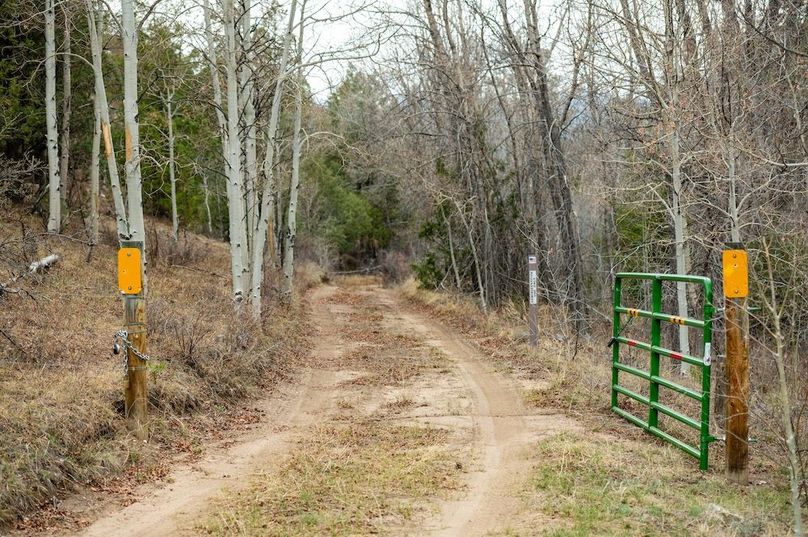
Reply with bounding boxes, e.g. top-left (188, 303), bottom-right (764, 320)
top-left (203, 420), bottom-right (462, 535)
top-left (524, 431), bottom-right (791, 536)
